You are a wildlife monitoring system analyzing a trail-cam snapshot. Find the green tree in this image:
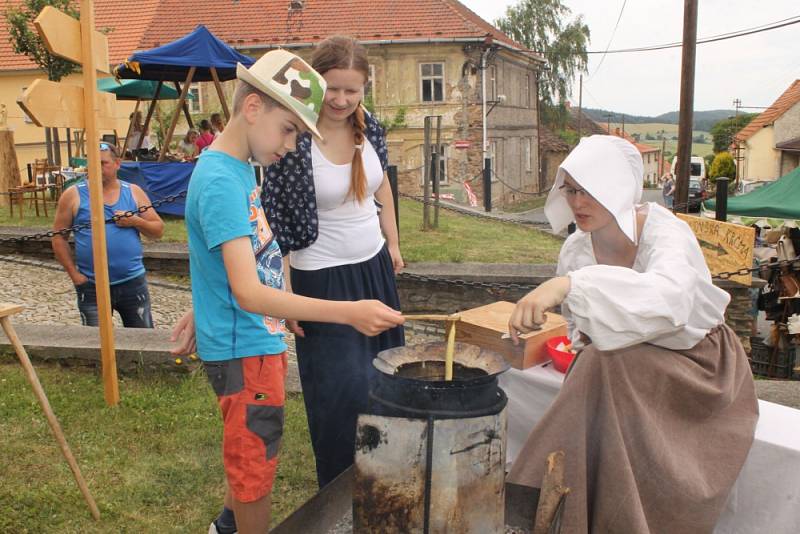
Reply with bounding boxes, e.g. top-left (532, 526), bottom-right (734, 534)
top-left (709, 151), bottom-right (736, 182)
top-left (709, 113), bottom-right (757, 153)
top-left (496, 0), bottom-right (590, 127)
top-left (6, 0), bottom-right (80, 165)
